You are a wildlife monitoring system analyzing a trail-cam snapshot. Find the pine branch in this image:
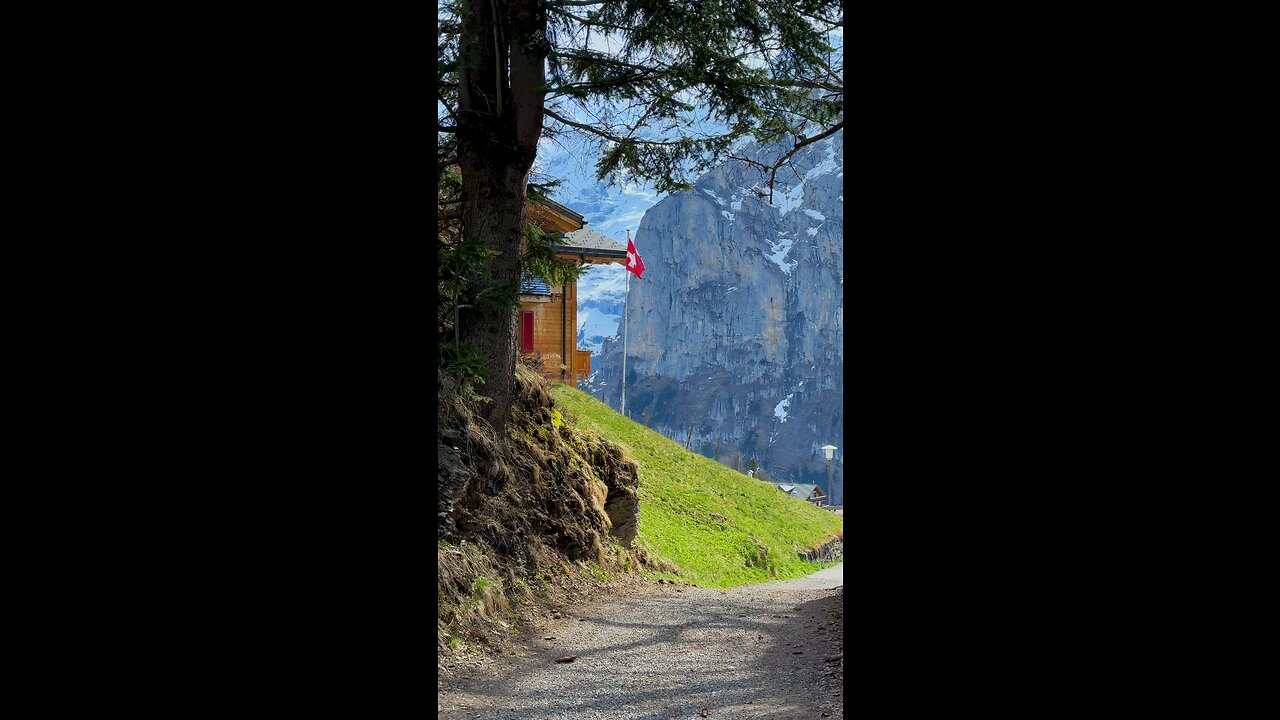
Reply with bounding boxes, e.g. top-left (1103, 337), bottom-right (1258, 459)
top-left (546, 74), bottom-right (656, 97)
